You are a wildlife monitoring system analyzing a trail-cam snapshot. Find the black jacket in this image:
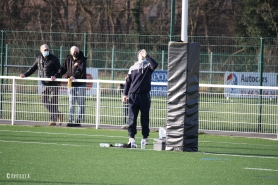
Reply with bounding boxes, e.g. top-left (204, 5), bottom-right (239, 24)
top-left (124, 55), bottom-right (158, 95)
top-left (55, 50), bottom-right (87, 87)
top-left (24, 53), bottom-right (60, 85)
